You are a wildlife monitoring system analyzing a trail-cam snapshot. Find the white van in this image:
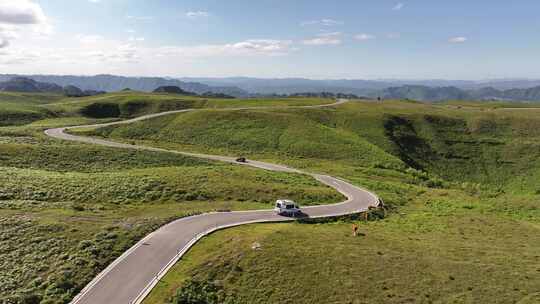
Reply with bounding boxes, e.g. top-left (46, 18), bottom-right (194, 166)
top-left (274, 199), bottom-right (301, 216)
